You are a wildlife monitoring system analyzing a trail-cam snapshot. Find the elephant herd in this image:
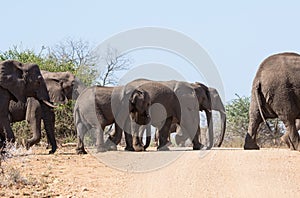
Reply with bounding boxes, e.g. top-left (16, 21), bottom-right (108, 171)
top-left (1, 52), bottom-right (300, 155)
